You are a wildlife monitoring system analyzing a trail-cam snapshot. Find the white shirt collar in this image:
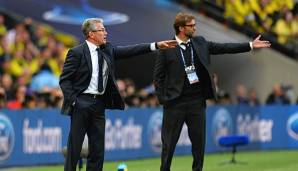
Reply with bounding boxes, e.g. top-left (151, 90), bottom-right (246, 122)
top-left (175, 36), bottom-right (191, 50)
top-left (175, 35), bottom-right (190, 46)
top-left (86, 40), bottom-right (98, 52)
